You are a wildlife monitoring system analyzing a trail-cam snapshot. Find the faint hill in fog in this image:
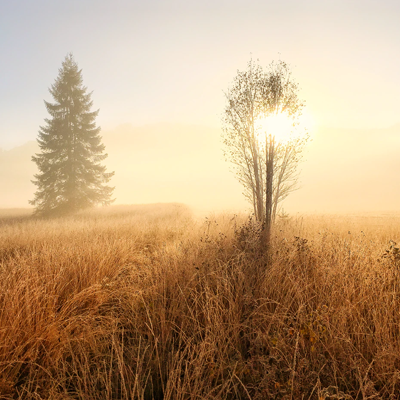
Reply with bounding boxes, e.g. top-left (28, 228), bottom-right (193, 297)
top-left (1, 123), bottom-right (400, 213)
